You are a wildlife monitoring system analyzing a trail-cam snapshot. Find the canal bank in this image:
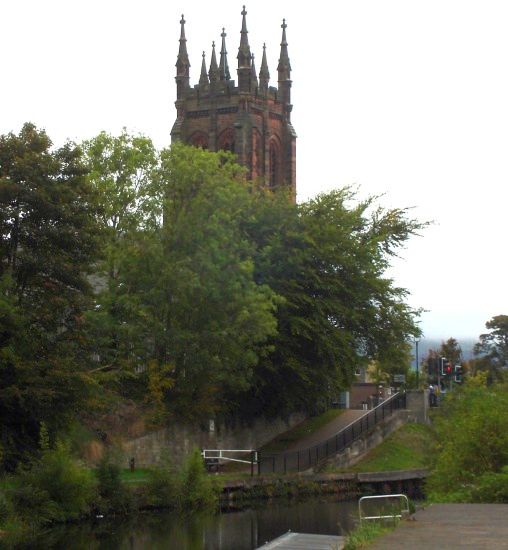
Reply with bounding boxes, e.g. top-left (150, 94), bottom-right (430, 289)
top-left (219, 469), bottom-right (427, 504)
top-left (368, 503), bottom-right (508, 549)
